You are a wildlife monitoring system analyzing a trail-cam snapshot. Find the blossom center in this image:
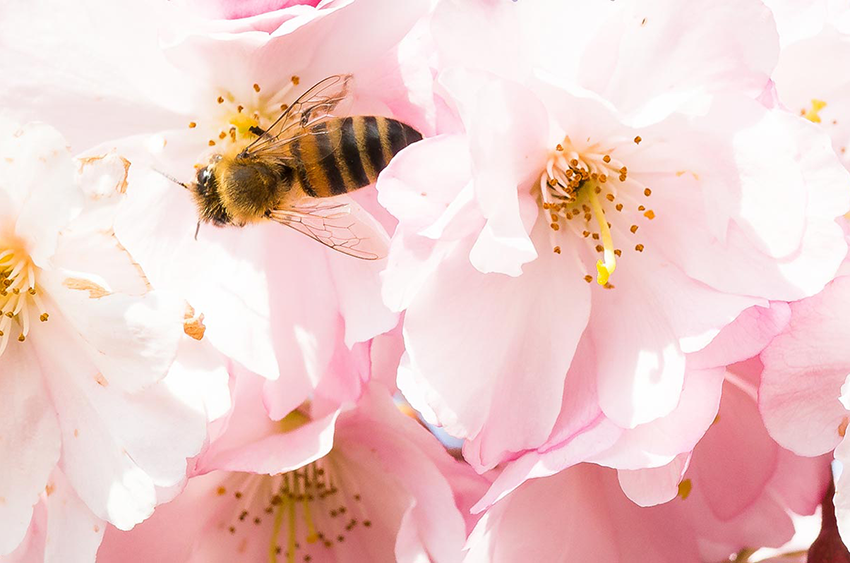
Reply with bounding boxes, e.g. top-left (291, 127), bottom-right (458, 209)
top-left (0, 239), bottom-right (49, 357)
top-left (189, 76), bottom-right (303, 152)
top-left (217, 456), bottom-right (372, 563)
top-left (538, 136), bottom-right (655, 286)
